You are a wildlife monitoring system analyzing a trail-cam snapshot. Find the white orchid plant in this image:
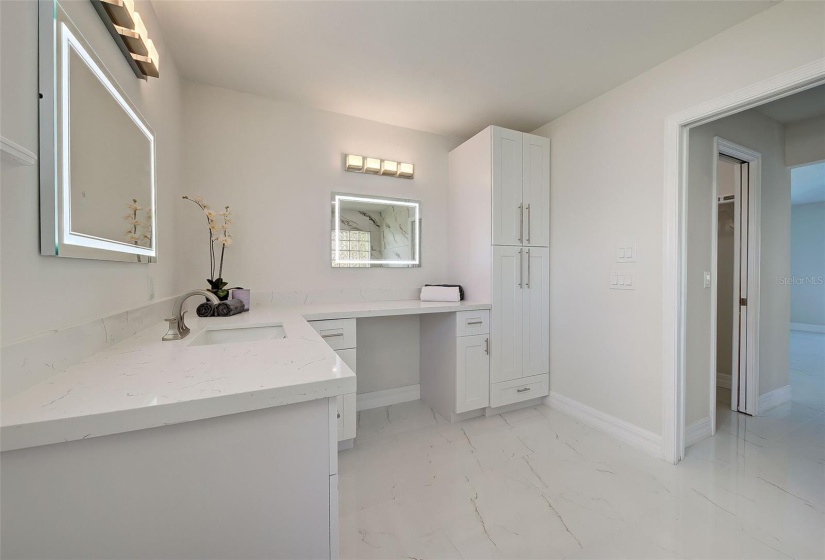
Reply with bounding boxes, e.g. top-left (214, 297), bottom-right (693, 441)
top-left (123, 198), bottom-right (152, 262)
top-left (182, 195), bottom-right (234, 299)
